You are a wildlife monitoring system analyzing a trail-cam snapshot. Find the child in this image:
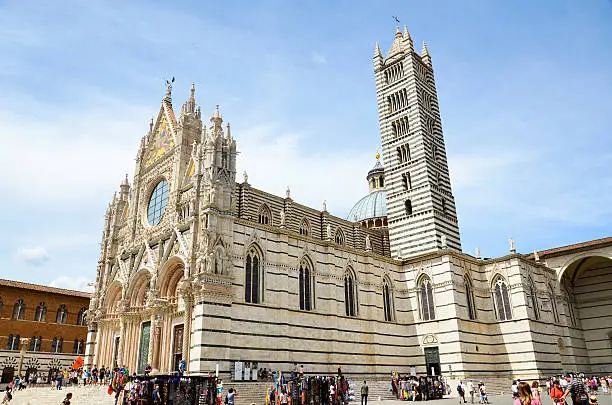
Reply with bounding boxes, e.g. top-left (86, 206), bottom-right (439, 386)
top-left (62, 392), bottom-right (73, 405)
